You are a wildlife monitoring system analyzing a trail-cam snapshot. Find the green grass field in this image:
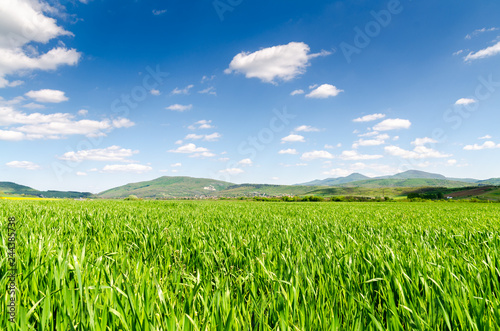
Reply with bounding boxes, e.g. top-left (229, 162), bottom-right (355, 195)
top-left (1, 200), bottom-right (500, 329)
